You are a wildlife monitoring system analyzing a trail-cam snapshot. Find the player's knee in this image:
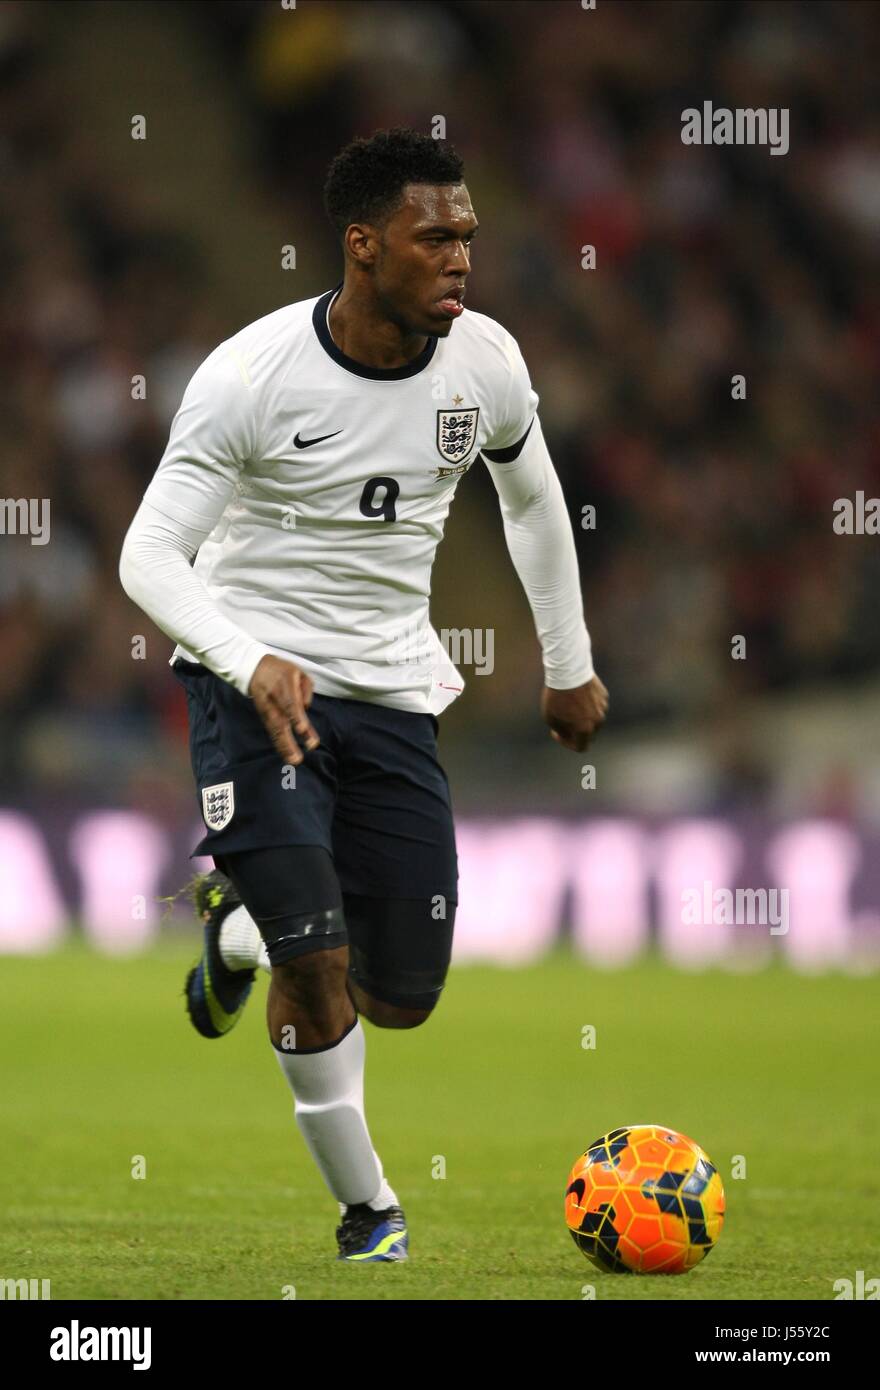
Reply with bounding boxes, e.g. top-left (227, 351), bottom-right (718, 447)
top-left (355, 988), bottom-right (436, 1029)
top-left (272, 947), bottom-right (349, 1008)
top-left (370, 1003), bottom-right (432, 1029)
